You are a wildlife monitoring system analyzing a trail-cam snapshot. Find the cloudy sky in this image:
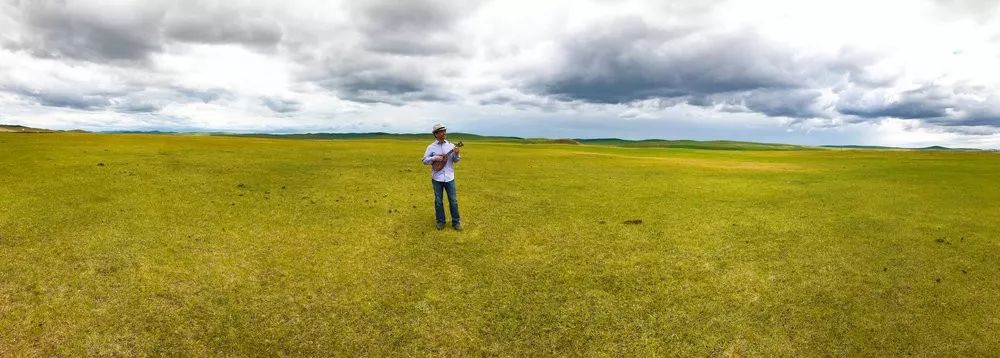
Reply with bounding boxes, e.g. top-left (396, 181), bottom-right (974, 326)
top-left (1, 0), bottom-right (999, 148)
